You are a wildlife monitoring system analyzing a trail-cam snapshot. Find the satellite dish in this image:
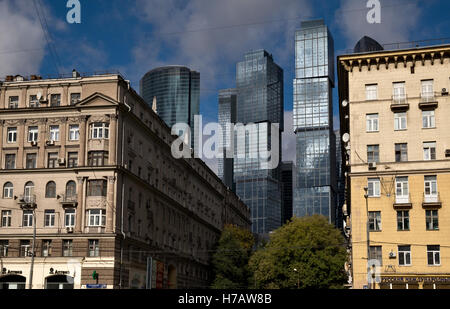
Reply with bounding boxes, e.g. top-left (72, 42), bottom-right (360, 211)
top-left (342, 133), bottom-right (350, 143)
top-left (342, 100), bottom-right (348, 107)
top-left (36, 92), bottom-right (42, 100)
